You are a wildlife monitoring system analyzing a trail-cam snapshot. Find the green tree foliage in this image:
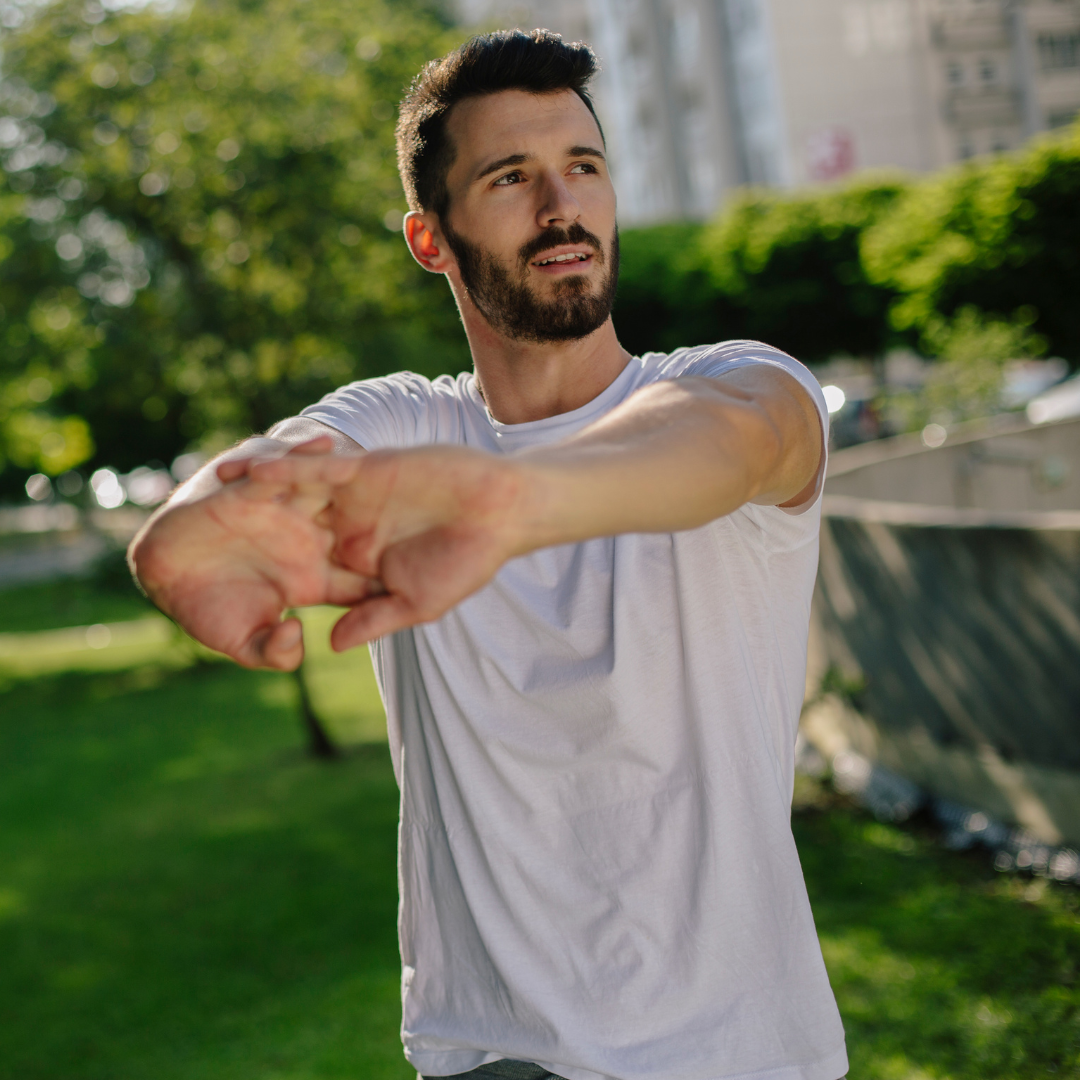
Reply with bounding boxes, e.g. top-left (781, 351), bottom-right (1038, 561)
top-left (0, 0), bottom-right (464, 493)
top-left (614, 176), bottom-right (908, 363)
top-left (701, 176), bottom-right (909, 361)
top-left (615, 128), bottom-right (1080, 373)
top-left (861, 124), bottom-right (1080, 362)
top-left (887, 306), bottom-right (1049, 431)
top-left (612, 222), bottom-right (737, 358)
